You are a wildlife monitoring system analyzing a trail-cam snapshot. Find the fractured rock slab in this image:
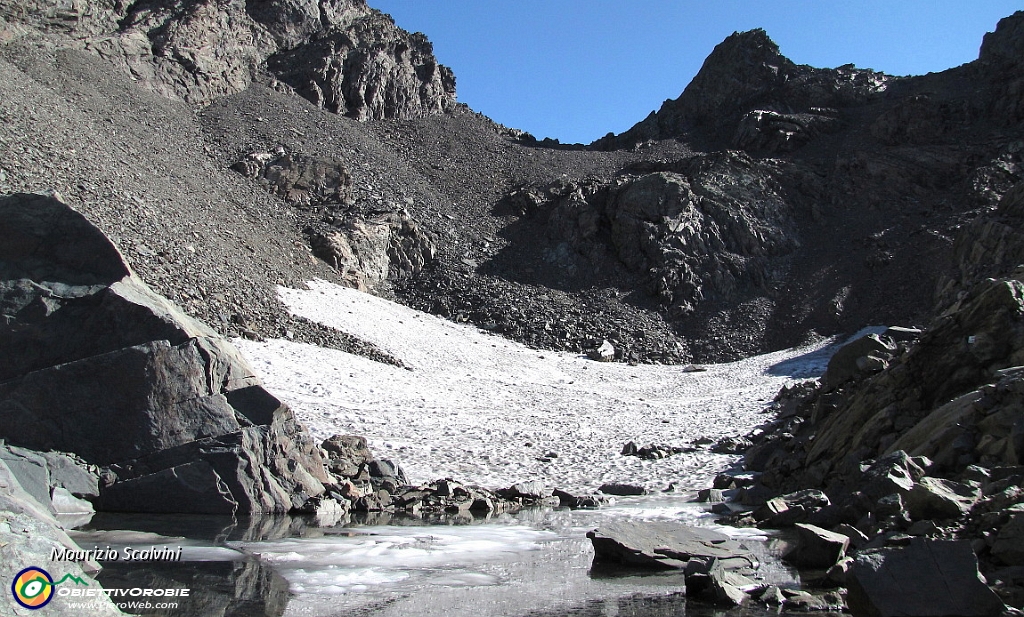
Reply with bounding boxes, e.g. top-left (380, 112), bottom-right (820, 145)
top-left (587, 520), bottom-right (754, 570)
